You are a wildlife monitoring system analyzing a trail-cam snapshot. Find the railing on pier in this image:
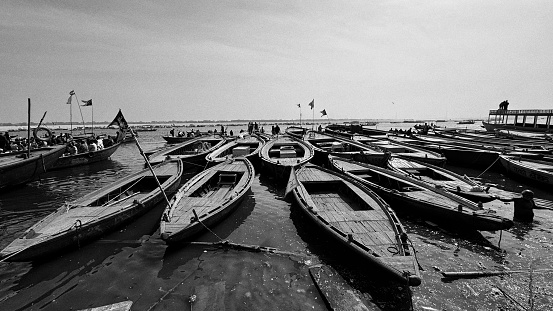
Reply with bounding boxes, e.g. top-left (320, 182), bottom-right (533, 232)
top-left (489, 109), bottom-right (553, 116)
